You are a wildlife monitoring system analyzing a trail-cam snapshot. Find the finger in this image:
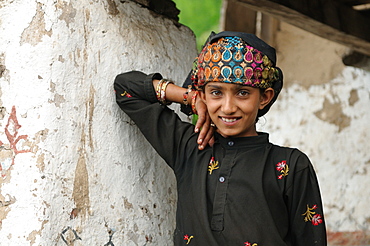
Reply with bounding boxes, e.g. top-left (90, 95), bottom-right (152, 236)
top-left (194, 97), bottom-right (207, 133)
top-left (195, 116), bottom-right (205, 133)
top-left (197, 116), bottom-right (214, 149)
top-left (194, 110), bottom-right (206, 133)
top-left (197, 114), bottom-right (211, 144)
top-left (197, 125), bottom-right (210, 145)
